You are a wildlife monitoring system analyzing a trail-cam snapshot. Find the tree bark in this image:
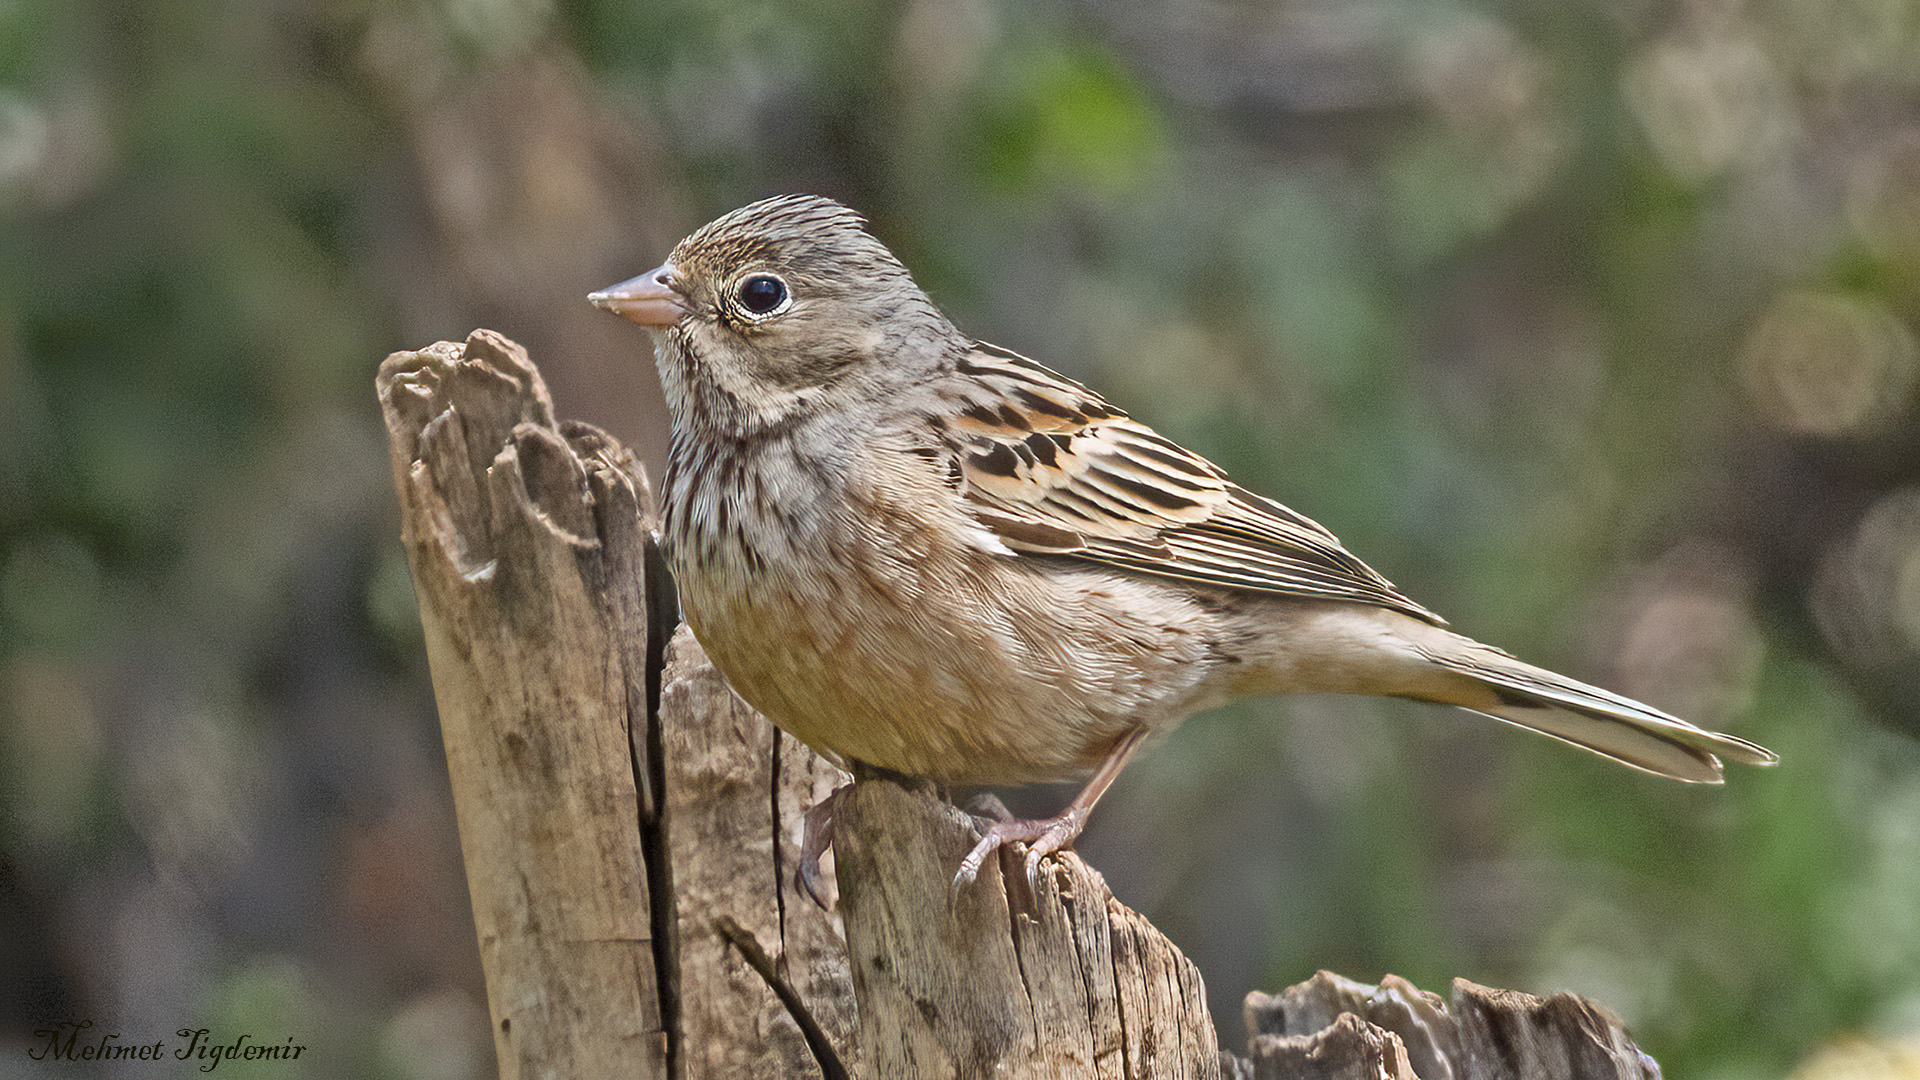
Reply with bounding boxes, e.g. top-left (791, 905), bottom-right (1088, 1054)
top-left (378, 330), bottom-right (668, 1078)
top-left (378, 331), bottom-right (1664, 1080)
top-left (657, 626), bottom-right (858, 1079)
